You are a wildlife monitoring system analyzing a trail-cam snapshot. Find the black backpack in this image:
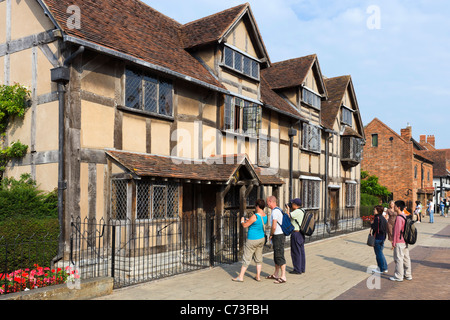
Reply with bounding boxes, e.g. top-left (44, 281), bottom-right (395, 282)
top-left (398, 215), bottom-right (417, 245)
top-left (293, 209), bottom-right (316, 237)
